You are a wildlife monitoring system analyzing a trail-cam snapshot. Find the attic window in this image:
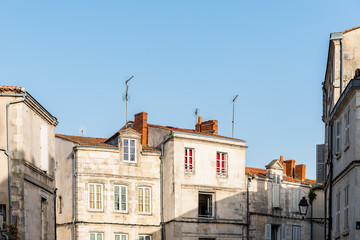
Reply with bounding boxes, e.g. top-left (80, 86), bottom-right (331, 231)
top-left (123, 138), bottom-right (136, 162)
